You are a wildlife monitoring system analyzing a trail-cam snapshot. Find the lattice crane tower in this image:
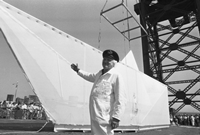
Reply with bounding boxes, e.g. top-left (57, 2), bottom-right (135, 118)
top-left (101, 0), bottom-right (200, 113)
